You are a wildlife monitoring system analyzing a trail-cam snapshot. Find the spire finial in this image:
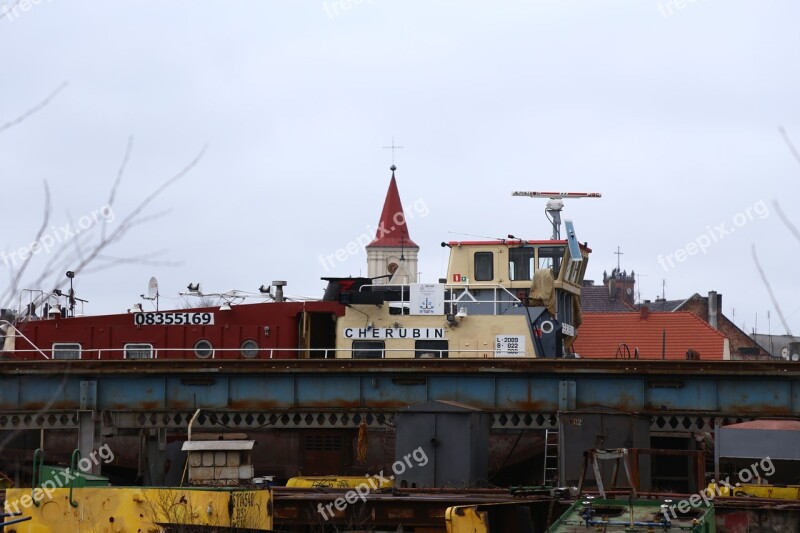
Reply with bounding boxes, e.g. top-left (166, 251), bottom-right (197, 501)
top-left (390, 164), bottom-right (396, 172)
